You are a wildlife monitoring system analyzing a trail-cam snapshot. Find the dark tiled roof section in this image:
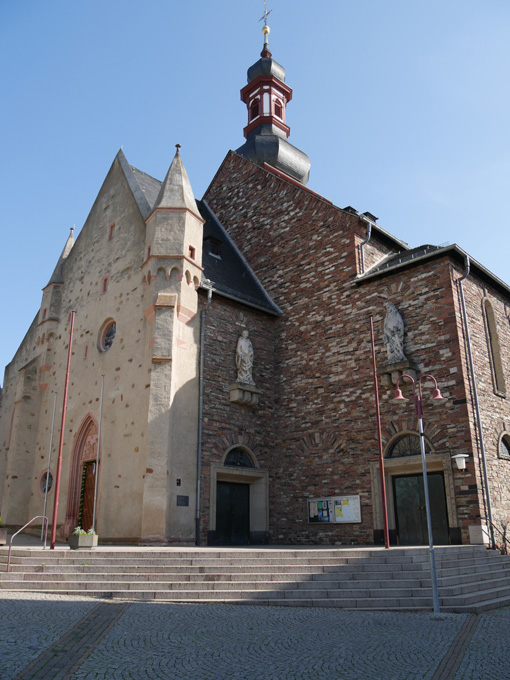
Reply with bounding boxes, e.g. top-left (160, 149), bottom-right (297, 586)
top-left (364, 244), bottom-right (444, 277)
top-left (129, 166), bottom-right (162, 215)
top-left (198, 200), bottom-right (281, 316)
